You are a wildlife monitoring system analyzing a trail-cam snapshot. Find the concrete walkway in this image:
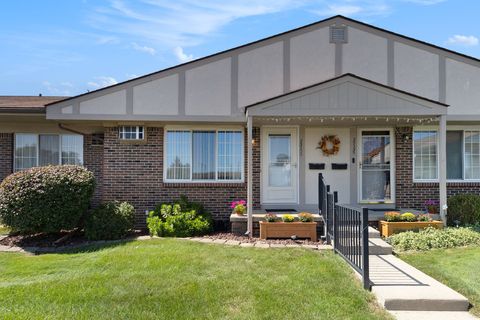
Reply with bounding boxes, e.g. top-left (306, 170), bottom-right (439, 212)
top-left (366, 231), bottom-right (475, 319)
